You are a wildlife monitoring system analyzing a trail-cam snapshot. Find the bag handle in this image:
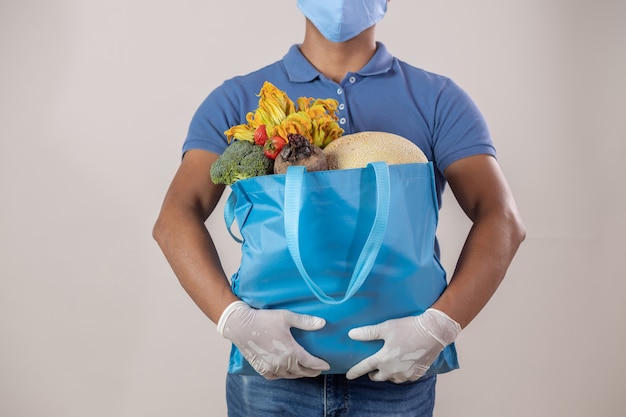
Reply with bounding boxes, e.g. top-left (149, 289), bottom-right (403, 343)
top-left (284, 162), bottom-right (391, 305)
top-left (224, 192), bottom-right (243, 243)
